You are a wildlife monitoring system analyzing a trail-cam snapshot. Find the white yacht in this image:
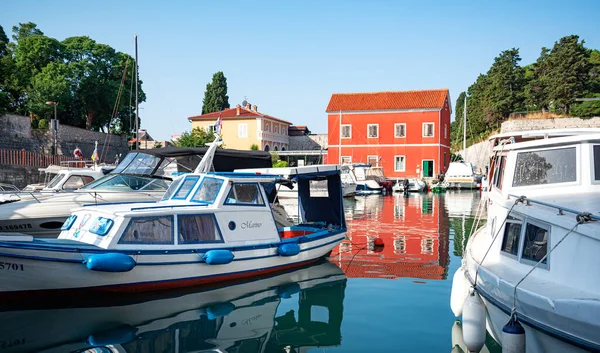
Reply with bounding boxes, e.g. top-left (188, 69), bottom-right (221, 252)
top-left (343, 164), bottom-right (383, 195)
top-left (450, 129), bottom-right (600, 352)
top-left (443, 161), bottom-right (480, 189)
